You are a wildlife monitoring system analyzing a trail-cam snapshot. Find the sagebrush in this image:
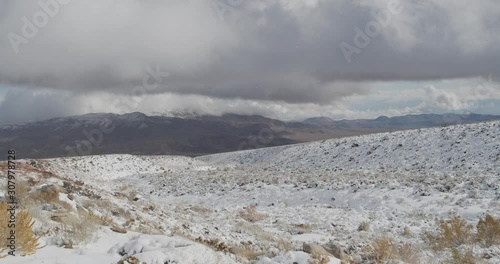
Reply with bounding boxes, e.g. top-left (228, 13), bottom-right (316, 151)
top-left (426, 214), bottom-right (474, 251)
top-left (477, 214), bottom-right (500, 247)
top-left (239, 205), bottom-right (266, 223)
